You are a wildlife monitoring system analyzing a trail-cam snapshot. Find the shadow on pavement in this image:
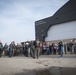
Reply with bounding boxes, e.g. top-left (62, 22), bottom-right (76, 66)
top-left (14, 66), bottom-right (76, 75)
